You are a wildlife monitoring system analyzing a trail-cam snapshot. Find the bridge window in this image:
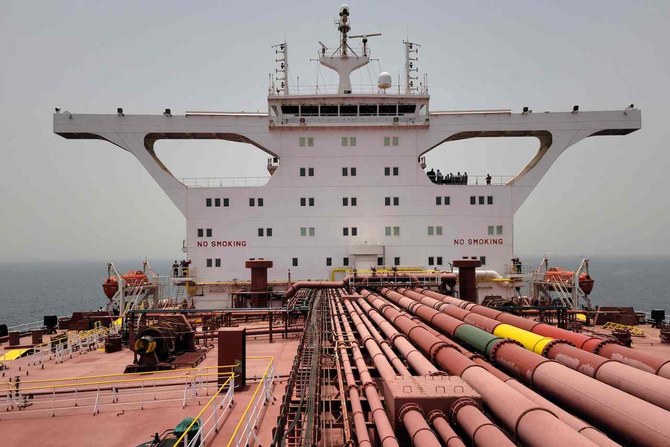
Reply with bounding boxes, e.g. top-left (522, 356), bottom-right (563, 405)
top-left (360, 104), bottom-right (377, 116)
top-left (398, 104), bottom-right (416, 115)
top-left (321, 105), bottom-right (338, 116)
top-left (281, 105), bottom-right (299, 115)
top-left (301, 105), bottom-right (319, 116)
top-left (379, 104), bottom-right (397, 116)
top-left (340, 105), bottom-right (358, 116)
top-left (326, 257), bottom-right (332, 266)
